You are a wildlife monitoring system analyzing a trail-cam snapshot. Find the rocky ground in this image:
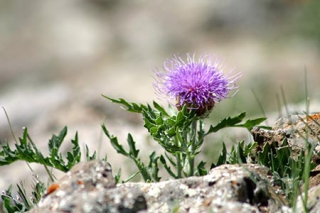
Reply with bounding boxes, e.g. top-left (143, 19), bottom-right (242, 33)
top-left (26, 114), bottom-right (320, 212)
top-left (0, 1), bottom-right (320, 212)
